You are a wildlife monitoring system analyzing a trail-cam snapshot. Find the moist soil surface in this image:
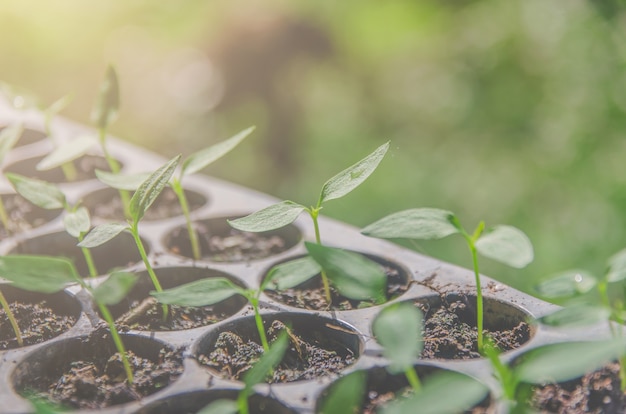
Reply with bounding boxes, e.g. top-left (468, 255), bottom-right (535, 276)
top-left (168, 225), bottom-right (289, 262)
top-left (87, 187), bottom-right (205, 221)
top-left (0, 194), bottom-right (60, 237)
top-left (529, 361), bottom-right (626, 413)
top-left (25, 330), bottom-right (184, 410)
top-left (417, 295), bottom-right (531, 359)
top-left (265, 265), bottom-right (408, 311)
top-left (198, 320), bottom-right (355, 382)
top-left (0, 301), bottom-right (76, 350)
top-left (114, 297), bottom-right (233, 331)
